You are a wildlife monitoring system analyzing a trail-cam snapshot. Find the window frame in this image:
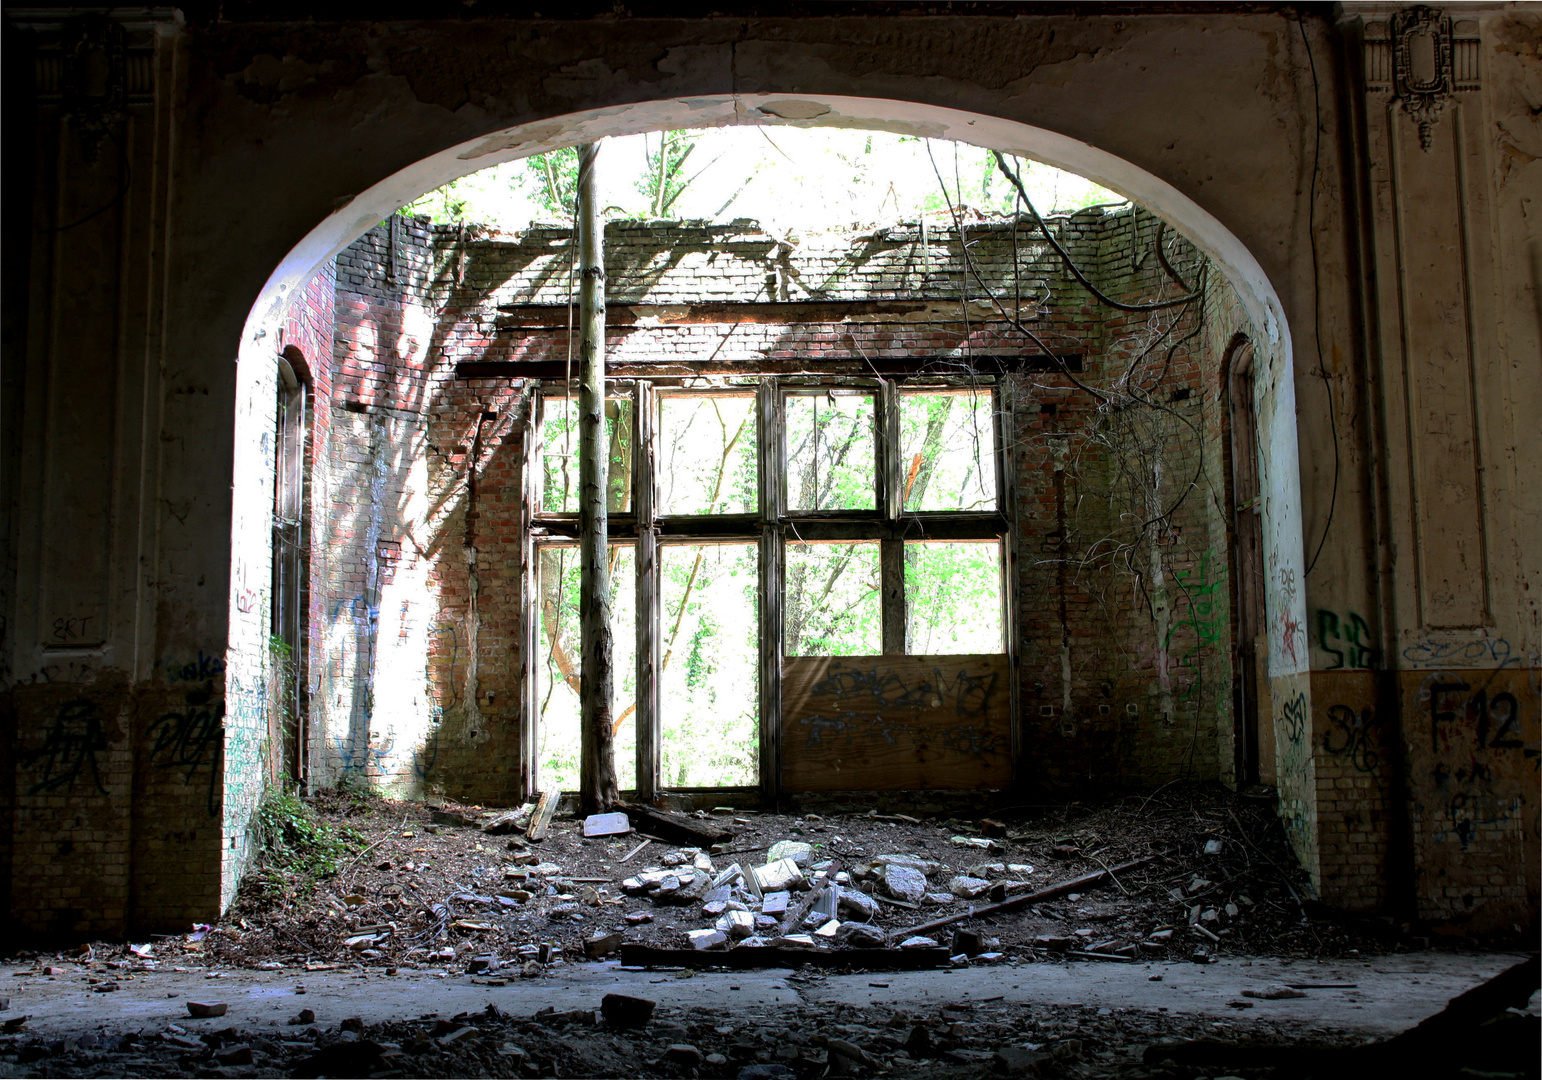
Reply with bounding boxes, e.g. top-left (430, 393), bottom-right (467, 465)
top-left (525, 374), bottom-right (1013, 800)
